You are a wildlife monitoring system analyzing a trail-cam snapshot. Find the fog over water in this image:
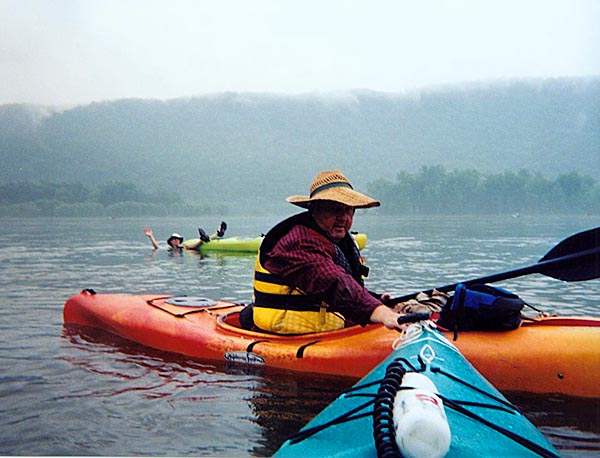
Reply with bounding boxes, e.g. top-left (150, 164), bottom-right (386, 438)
top-left (1, 0), bottom-right (598, 106)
